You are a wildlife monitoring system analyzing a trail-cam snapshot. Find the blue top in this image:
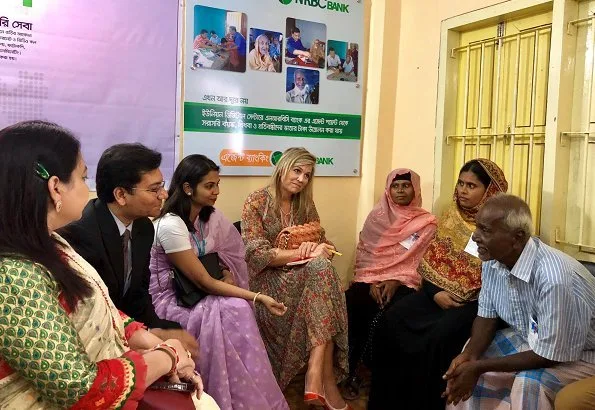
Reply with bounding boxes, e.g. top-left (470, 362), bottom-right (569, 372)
top-left (233, 32), bottom-right (246, 56)
top-left (286, 37), bottom-right (306, 58)
top-left (478, 237), bottom-right (595, 363)
top-left (269, 42), bottom-right (281, 59)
